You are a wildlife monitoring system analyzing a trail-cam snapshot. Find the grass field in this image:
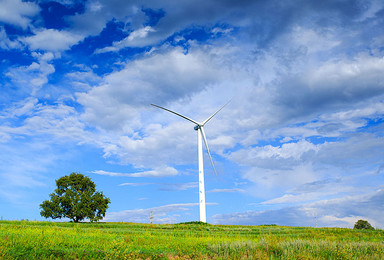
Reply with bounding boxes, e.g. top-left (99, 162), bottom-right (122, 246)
top-left (1, 220), bottom-right (383, 259)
